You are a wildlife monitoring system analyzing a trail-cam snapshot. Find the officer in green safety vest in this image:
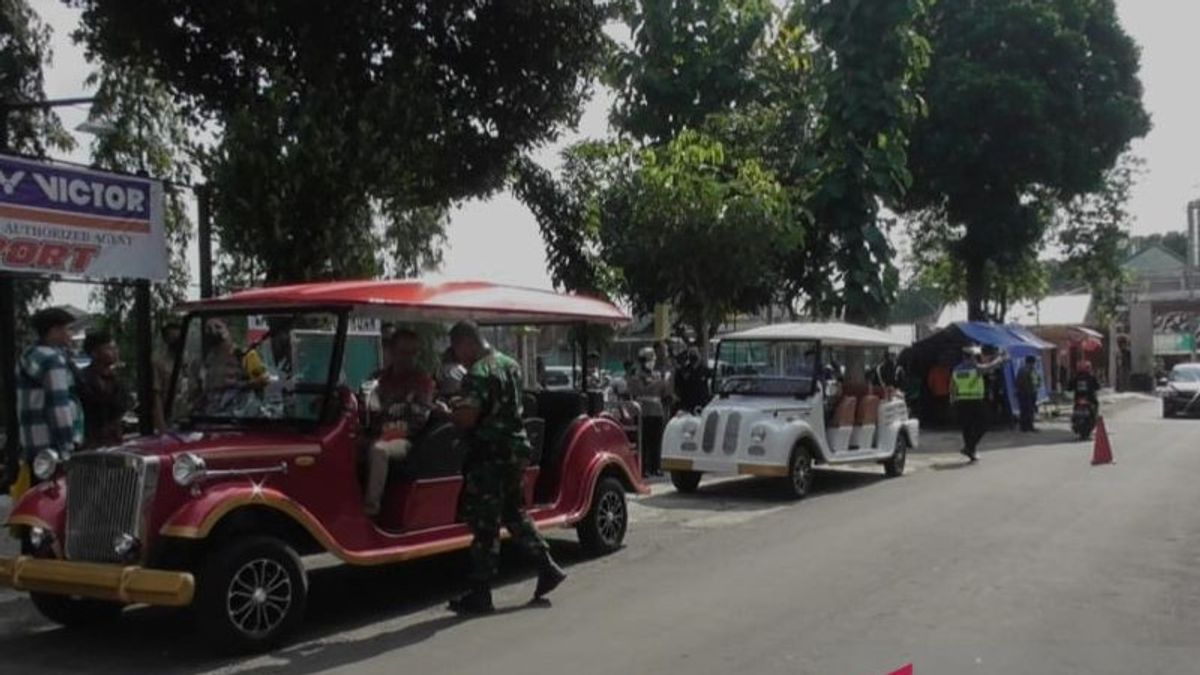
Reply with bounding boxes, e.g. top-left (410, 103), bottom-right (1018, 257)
top-left (951, 344), bottom-right (1009, 462)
